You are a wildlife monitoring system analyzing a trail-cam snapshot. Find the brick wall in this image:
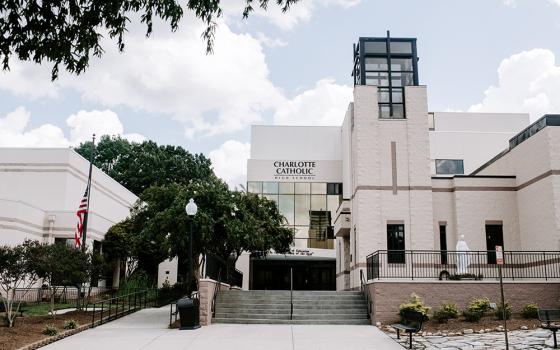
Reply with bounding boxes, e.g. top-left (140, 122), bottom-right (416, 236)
top-left (368, 281), bottom-right (560, 323)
